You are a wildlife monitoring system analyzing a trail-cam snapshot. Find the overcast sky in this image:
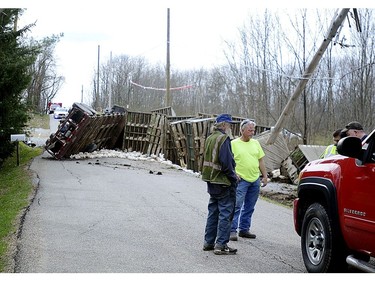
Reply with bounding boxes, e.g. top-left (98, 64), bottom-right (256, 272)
top-left (6, 0), bottom-right (375, 107)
